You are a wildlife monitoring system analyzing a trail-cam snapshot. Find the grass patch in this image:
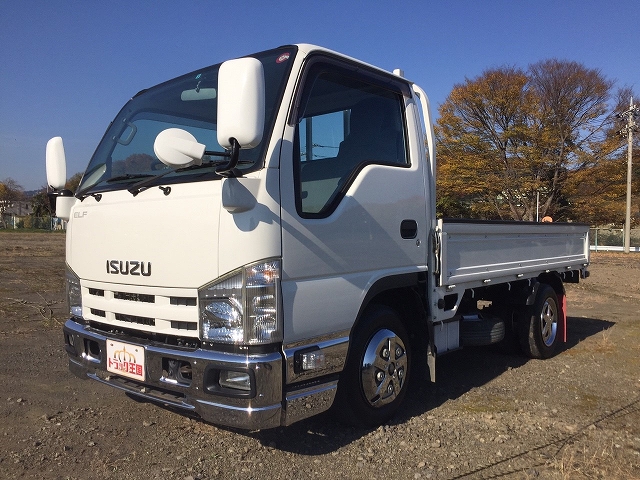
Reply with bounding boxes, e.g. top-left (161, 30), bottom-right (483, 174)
top-left (592, 328), bottom-right (616, 354)
top-left (553, 439), bottom-right (640, 479)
